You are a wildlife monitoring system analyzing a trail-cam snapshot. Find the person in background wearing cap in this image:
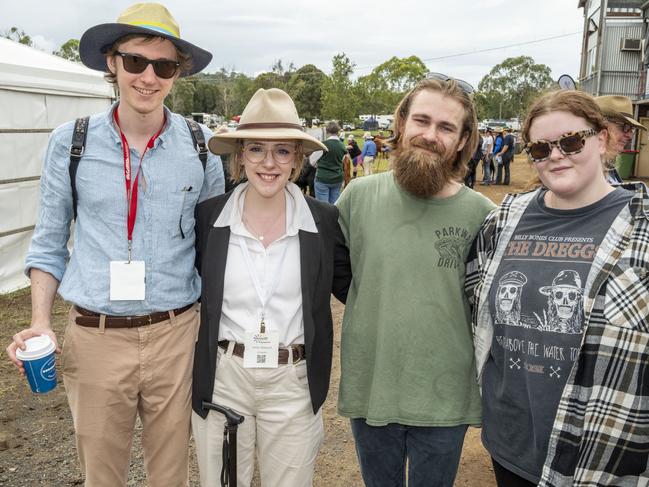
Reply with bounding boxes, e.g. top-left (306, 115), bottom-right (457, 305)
top-left (494, 127), bottom-right (515, 185)
top-left (361, 131), bottom-right (377, 175)
top-left (595, 95), bottom-right (647, 184)
top-left (191, 88), bottom-right (351, 487)
top-left (466, 90), bottom-right (649, 486)
top-left (337, 77), bottom-right (494, 487)
top-left (5, 4), bottom-right (223, 486)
